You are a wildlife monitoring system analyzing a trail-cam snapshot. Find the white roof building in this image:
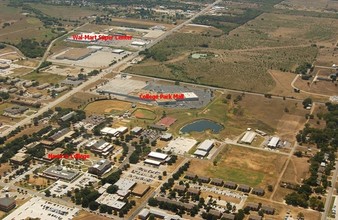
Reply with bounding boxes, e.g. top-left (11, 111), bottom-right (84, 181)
top-left (267, 137), bottom-right (280, 148)
top-left (114, 178), bottom-right (136, 191)
top-left (112, 49), bottom-right (124, 54)
top-left (144, 159), bottom-right (162, 166)
top-left (182, 92), bottom-right (199, 100)
top-left (96, 193), bottom-right (126, 210)
top-left (197, 140), bottom-right (214, 152)
top-left (148, 152), bottom-right (168, 160)
top-left (194, 150), bottom-right (208, 157)
top-left (240, 131), bottom-right (256, 144)
top-left (131, 41), bottom-right (146, 46)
